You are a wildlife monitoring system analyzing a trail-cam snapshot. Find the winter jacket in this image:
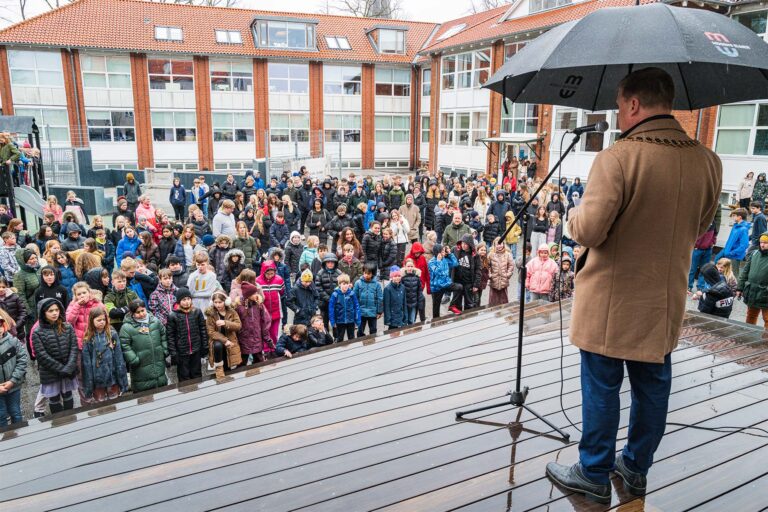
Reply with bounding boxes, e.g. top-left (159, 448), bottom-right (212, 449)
top-left (379, 240), bottom-right (398, 280)
top-left (208, 245), bottom-right (230, 279)
top-left (406, 243), bottom-right (431, 294)
top-left (0, 290), bottom-right (27, 332)
top-left (722, 221), bottom-right (751, 260)
top-left (489, 249), bottom-right (515, 290)
top-left (0, 332), bottom-right (27, 388)
top-left (167, 306), bottom-right (208, 358)
top-left (738, 247), bottom-right (768, 308)
top-left (329, 287), bottom-right (361, 326)
top-left (361, 231), bottom-right (382, 269)
top-left (174, 240), bottom-right (204, 271)
top-left (219, 263), bottom-right (245, 295)
top-left (299, 247), bottom-right (317, 271)
top-left (699, 266), bottom-right (734, 318)
top-left (752, 213), bottom-right (768, 248)
top-left (32, 317), bottom-right (79, 384)
top-left (489, 196), bottom-right (512, 232)
top-left (256, 260), bottom-right (285, 323)
top-left (169, 184), bottom-right (187, 206)
top-left (284, 239), bottom-right (304, 275)
top-left (65, 298), bottom-right (100, 349)
top-left (338, 257), bottom-right (363, 284)
top-left (123, 181), bottom-right (142, 205)
top-left (104, 287), bottom-right (139, 333)
top-left (204, 306), bottom-right (242, 367)
top-left (453, 247), bottom-right (481, 289)
top-left (286, 282), bottom-right (320, 326)
top-left (526, 255), bottom-right (558, 294)
top-left (236, 301), bottom-right (272, 354)
top-left (269, 221), bottom-right (290, 249)
top-left (232, 236), bottom-right (259, 269)
top-left (14, 264), bottom-right (40, 316)
top-left (119, 314), bottom-right (168, 392)
top-left (81, 328), bottom-right (129, 398)
top-left (137, 242), bottom-right (160, 267)
top-left (325, 215), bottom-right (354, 248)
top-left (315, 254), bottom-right (342, 304)
top-left (388, 188), bottom-right (405, 210)
top-left (275, 332), bottom-right (308, 357)
top-left (442, 222), bottom-right (472, 249)
top-left (191, 218), bottom-right (211, 239)
top-left (383, 282), bottom-right (407, 328)
top-left (428, 253), bottom-right (458, 293)
top-left (399, 204), bottom-right (421, 240)
top-left (307, 209), bottom-right (331, 244)
top-left (754, 174), bottom-right (768, 203)
top-left (148, 283), bottom-right (178, 326)
top-left (353, 277), bottom-right (384, 317)
top-left (482, 221), bottom-right (501, 246)
top-left (186, 269), bottom-right (220, 311)
top-left (308, 327), bottom-right (334, 348)
top-left (116, 234), bottom-right (141, 267)
top-left (56, 264), bottom-right (77, 297)
top-left (401, 271), bottom-right (424, 308)
top-left (0, 245), bottom-right (19, 278)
